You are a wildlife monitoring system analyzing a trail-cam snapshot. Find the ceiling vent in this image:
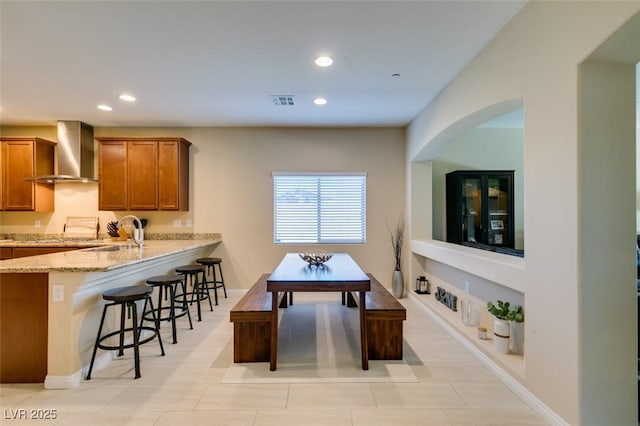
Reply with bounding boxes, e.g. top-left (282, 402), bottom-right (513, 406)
top-left (271, 95), bottom-right (295, 106)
